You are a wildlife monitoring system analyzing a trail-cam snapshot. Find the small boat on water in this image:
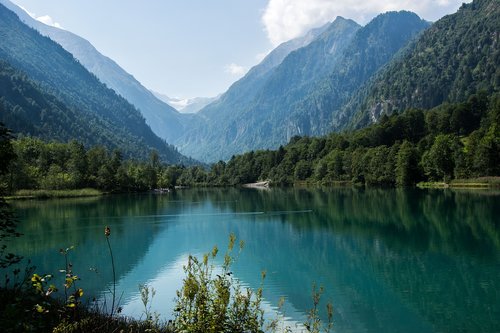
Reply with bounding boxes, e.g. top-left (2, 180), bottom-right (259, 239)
top-left (242, 180), bottom-right (270, 189)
